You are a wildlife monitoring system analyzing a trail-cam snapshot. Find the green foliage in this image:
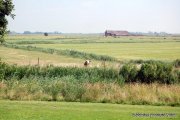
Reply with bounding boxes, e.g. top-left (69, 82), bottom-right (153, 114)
top-left (1, 79), bottom-right (180, 106)
top-left (0, 61), bottom-right (119, 82)
top-left (138, 61), bottom-right (173, 84)
top-left (174, 59), bottom-right (180, 68)
top-left (119, 61), bottom-right (180, 84)
top-left (61, 81), bottom-right (85, 102)
top-left (1, 60), bottom-right (179, 84)
top-left (43, 81), bottom-right (62, 101)
top-left (119, 64), bottom-right (139, 83)
top-left (0, 0), bottom-right (15, 43)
